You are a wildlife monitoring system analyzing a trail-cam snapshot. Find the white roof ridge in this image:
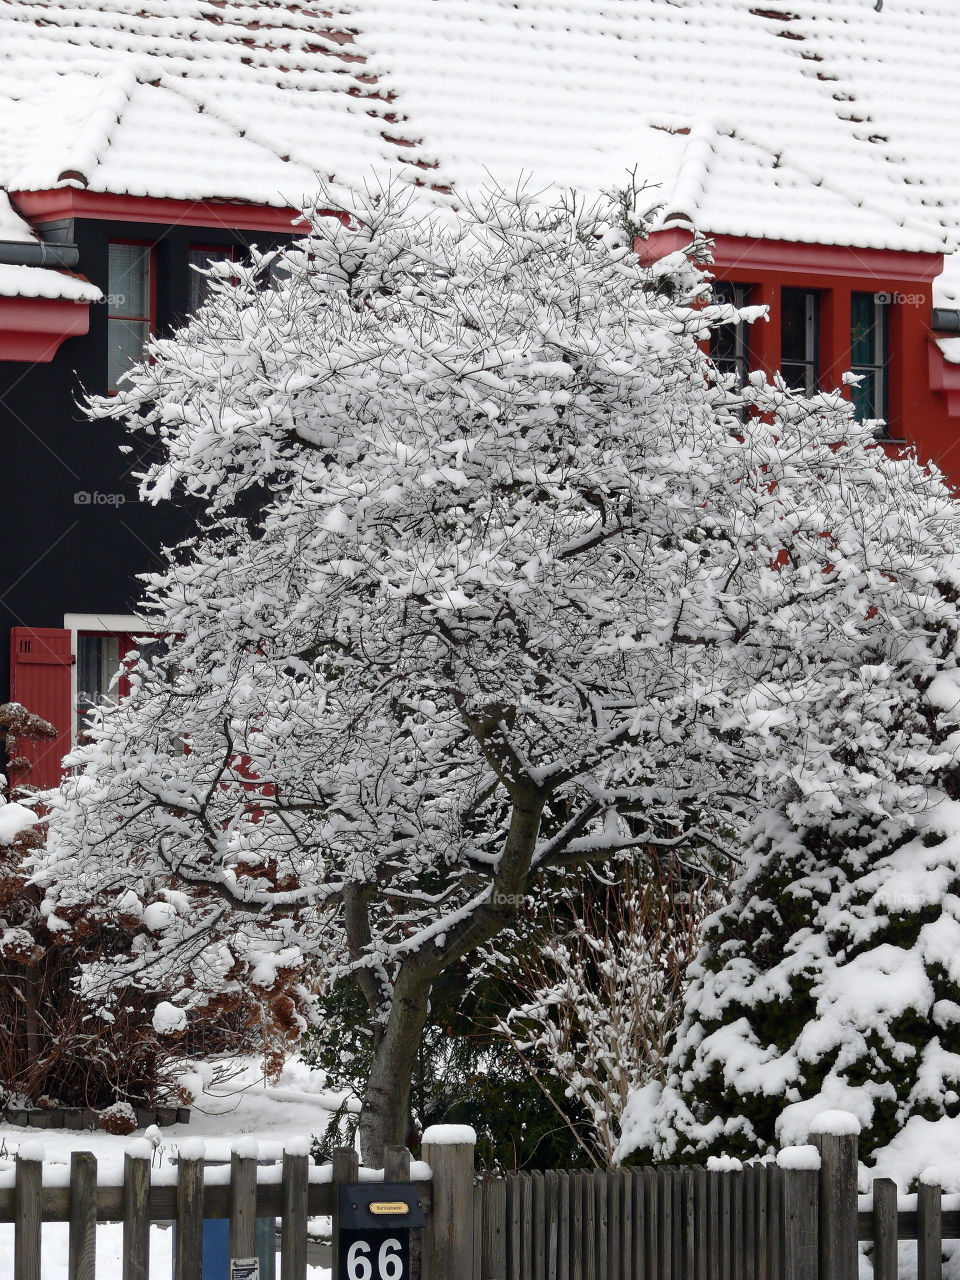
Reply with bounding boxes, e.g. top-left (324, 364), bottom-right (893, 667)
top-left (58, 62), bottom-right (147, 189)
top-left (664, 118), bottom-right (724, 228)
